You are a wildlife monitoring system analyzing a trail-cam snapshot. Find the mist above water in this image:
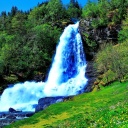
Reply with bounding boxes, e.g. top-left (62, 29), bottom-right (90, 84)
top-left (0, 22), bottom-right (87, 112)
